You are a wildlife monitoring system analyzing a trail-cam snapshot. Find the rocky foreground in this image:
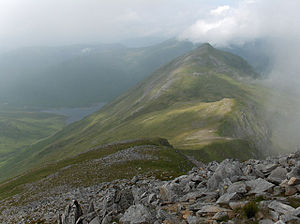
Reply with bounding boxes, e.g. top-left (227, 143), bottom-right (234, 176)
top-left (2, 151), bottom-right (300, 224)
